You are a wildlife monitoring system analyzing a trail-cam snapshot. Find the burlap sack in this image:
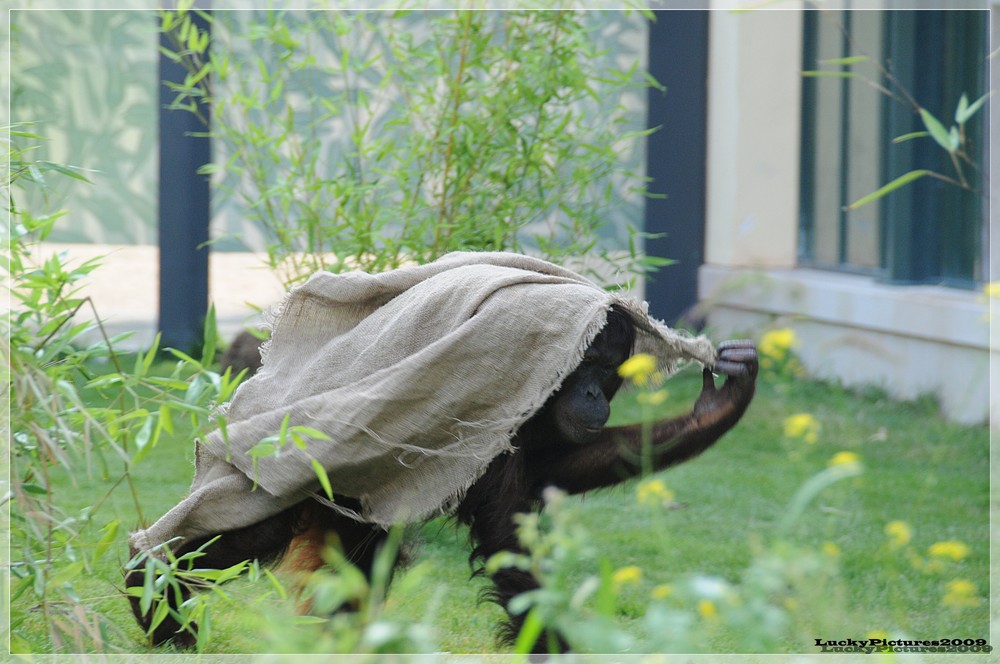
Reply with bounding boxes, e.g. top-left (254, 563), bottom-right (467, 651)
top-left (129, 252), bottom-right (715, 555)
